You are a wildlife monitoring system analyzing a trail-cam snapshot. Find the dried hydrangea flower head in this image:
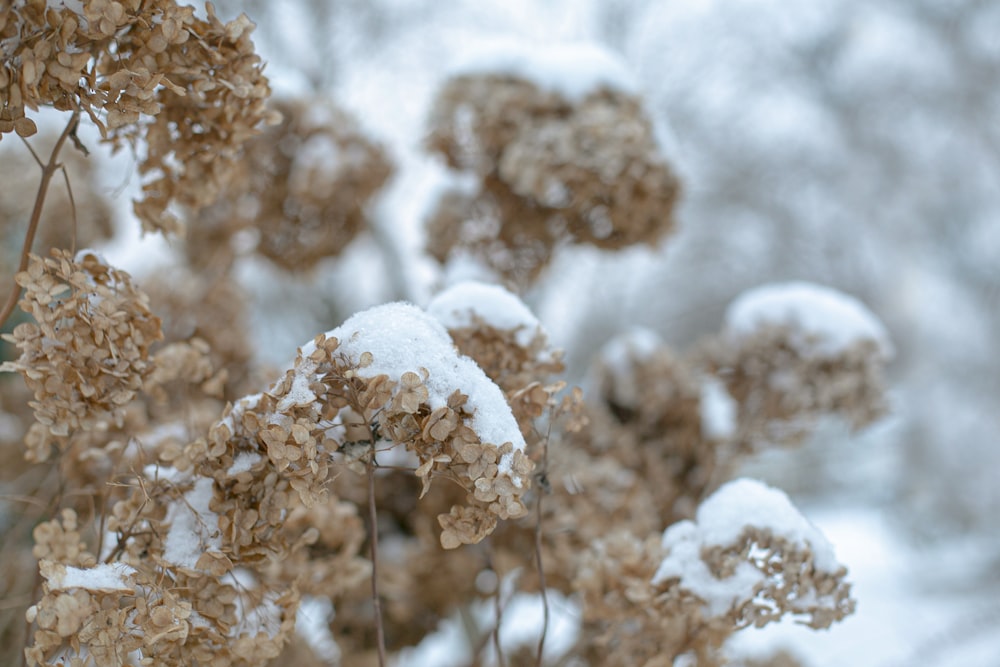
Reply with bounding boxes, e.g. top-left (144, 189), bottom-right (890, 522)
top-left (165, 302), bottom-right (533, 571)
top-left (704, 282), bottom-right (894, 451)
top-left (186, 97), bottom-right (393, 271)
top-left (1, 249), bottom-right (162, 460)
top-left (1, 0), bottom-right (275, 234)
top-left (425, 41), bottom-right (681, 288)
top-left (584, 328), bottom-right (734, 521)
top-left (576, 479), bottom-right (853, 666)
top-left (651, 479), bottom-right (854, 660)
